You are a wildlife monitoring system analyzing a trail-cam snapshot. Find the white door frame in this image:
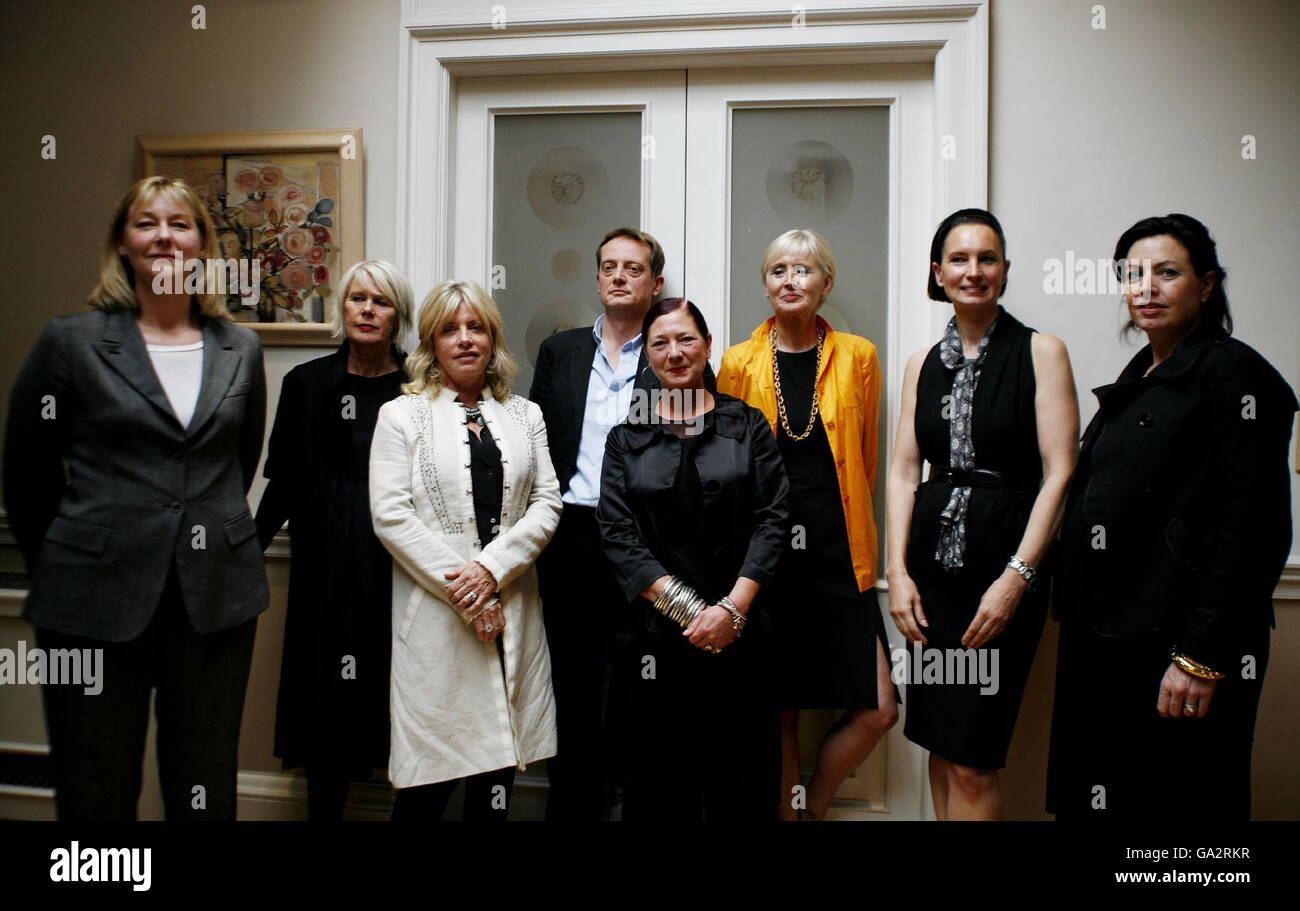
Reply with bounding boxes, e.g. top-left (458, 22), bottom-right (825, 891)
top-left (398, 0), bottom-right (990, 820)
